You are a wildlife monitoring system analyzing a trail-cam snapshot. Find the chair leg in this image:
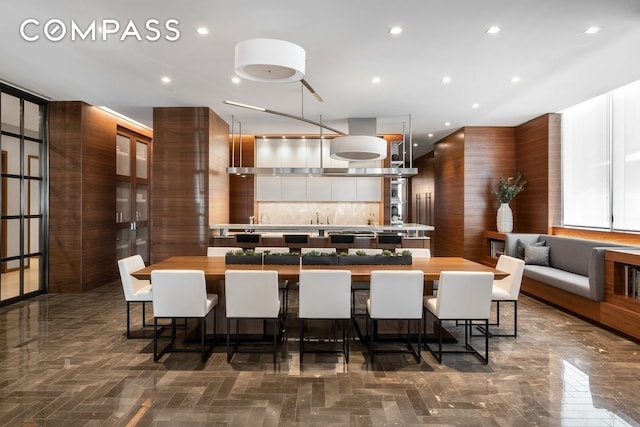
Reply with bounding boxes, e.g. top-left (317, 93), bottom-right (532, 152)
top-left (299, 319), bottom-right (305, 363)
top-left (153, 317), bottom-right (159, 362)
top-left (273, 317), bottom-right (278, 365)
top-left (126, 302), bottom-right (131, 338)
top-left (344, 319), bottom-right (349, 363)
top-left (201, 317), bottom-right (207, 362)
top-left (226, 319), bottom-right (232, 363)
